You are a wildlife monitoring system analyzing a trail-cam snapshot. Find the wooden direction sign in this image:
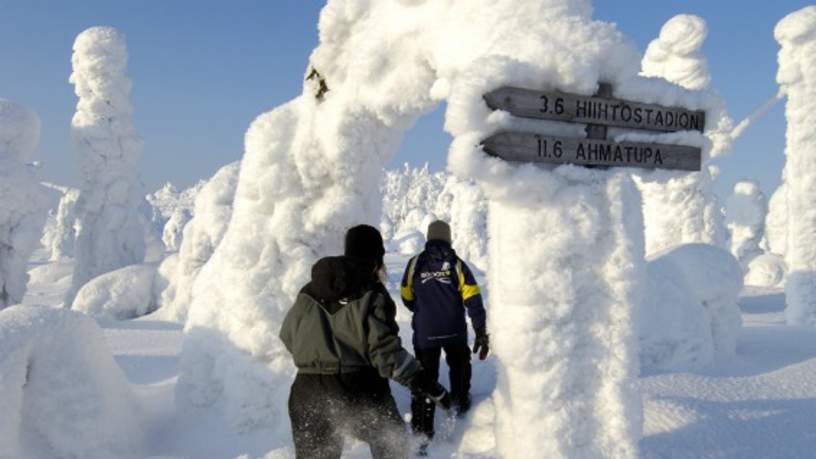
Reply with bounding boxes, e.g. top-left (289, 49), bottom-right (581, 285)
top-left (481, 84), bottom-right (705, 171)
top-left (482, 132), bottom-right (701, 171)
top-left (483, 86), bottom-right (706, 133)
